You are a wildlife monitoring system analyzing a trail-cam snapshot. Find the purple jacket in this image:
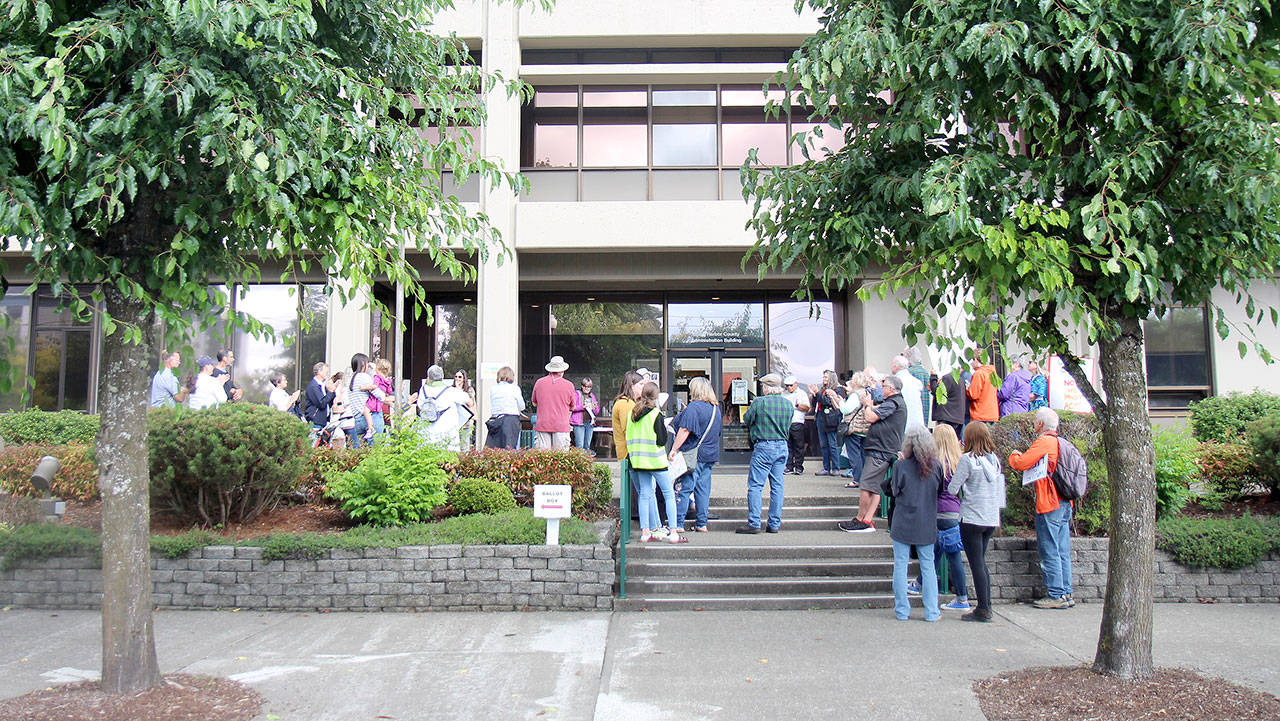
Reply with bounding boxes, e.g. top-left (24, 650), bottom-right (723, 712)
top-left (997, 368), bottom-right (1033, 416)
top-left (937, 467), bottom-right (962, 517)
